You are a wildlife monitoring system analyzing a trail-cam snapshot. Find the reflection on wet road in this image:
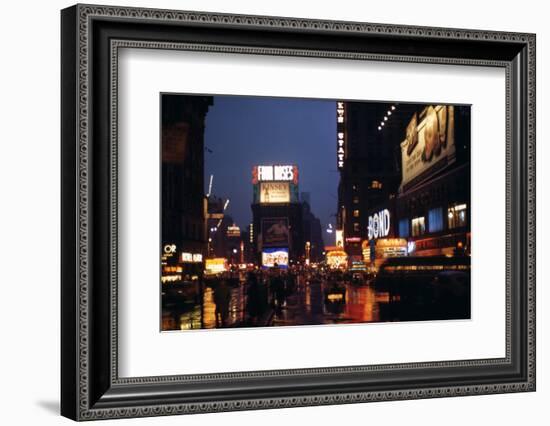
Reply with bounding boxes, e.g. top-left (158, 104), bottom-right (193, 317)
top-left (271, 280), bottom-right (389, 327)
top-left (161, 276), bottom-right (445, 331)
